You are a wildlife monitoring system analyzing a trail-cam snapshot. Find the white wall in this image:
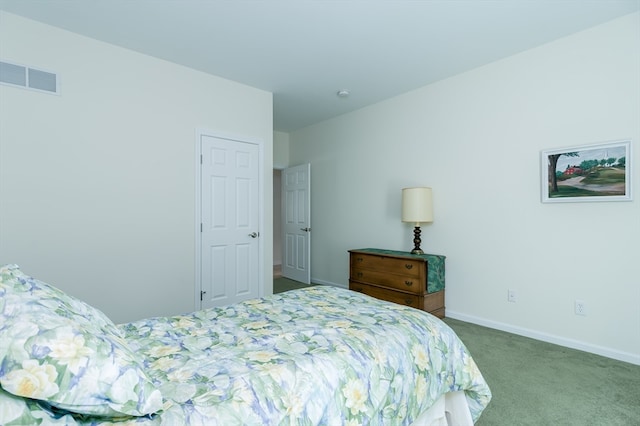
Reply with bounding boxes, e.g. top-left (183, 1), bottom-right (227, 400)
top-left (273, 130), bottom-right (290, 169)
top-left (0, 12), bottom-right (274, 323)
top-left (289, 13), bottom-right (640, 364)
